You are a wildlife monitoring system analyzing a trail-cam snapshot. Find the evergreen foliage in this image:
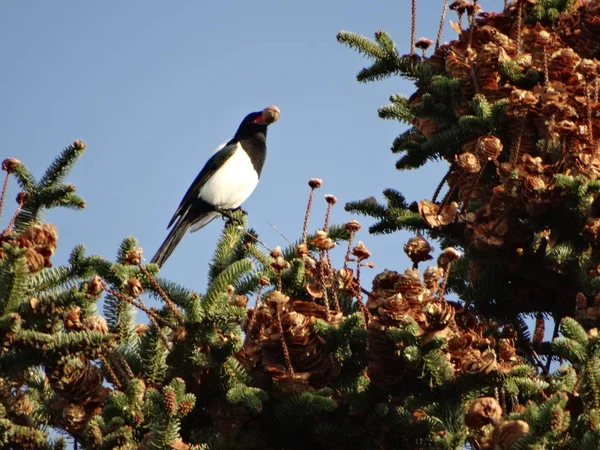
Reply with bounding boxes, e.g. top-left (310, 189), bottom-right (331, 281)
top-left (2, 0), bottom-right (600, 449)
